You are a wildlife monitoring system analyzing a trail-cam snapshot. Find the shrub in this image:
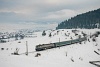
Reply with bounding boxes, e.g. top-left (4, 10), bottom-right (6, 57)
top-left (49, 33), bottom-right (52, 37)
top-left (42, 30), bottom-right (46, 36)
